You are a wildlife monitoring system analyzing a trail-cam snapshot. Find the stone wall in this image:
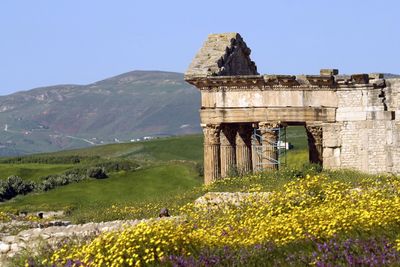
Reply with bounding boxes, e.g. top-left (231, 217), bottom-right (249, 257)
top-left (323, 78), bottom-right (400, 174)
